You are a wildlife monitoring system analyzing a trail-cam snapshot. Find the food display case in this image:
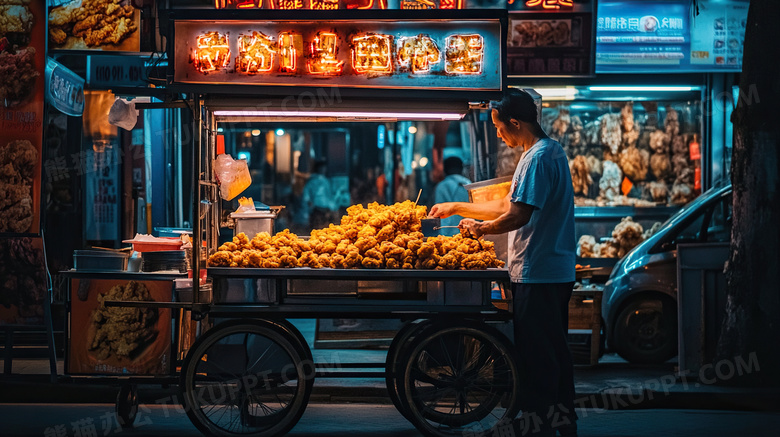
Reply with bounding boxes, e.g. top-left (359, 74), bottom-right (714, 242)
top-left (533, 85), bottom-right (706, 268)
